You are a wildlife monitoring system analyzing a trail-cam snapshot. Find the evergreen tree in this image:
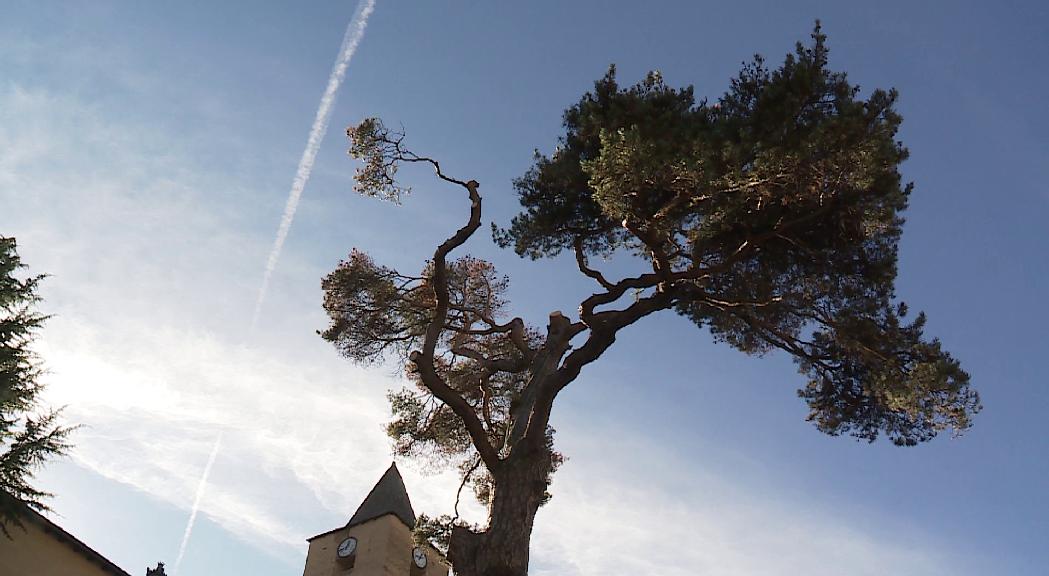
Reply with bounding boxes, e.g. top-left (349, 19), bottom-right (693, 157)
top-left (322, 25), bottom-right (979, 575)
top-left (0, 236), bottom-right (72, 536)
